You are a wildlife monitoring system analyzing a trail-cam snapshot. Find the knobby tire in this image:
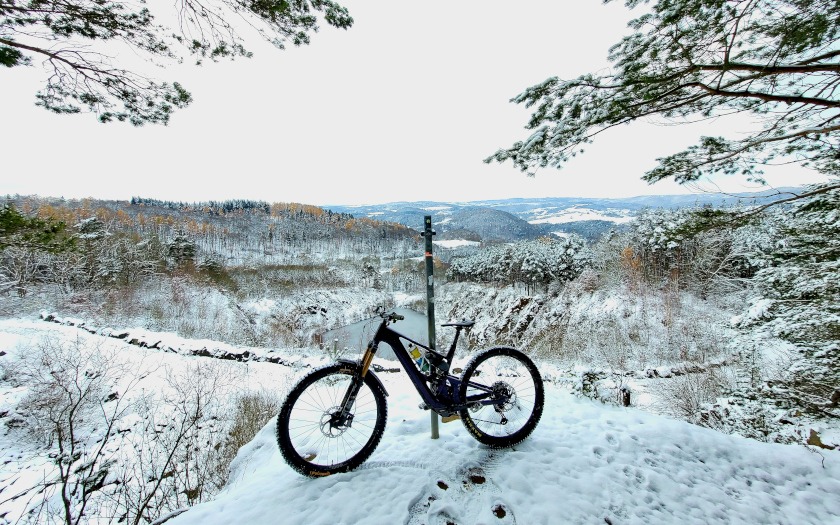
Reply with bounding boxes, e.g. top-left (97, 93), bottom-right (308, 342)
top-left (276, 363), bottom-right (387, 477)
top-left (458, 346), bottom-right (544, 447)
